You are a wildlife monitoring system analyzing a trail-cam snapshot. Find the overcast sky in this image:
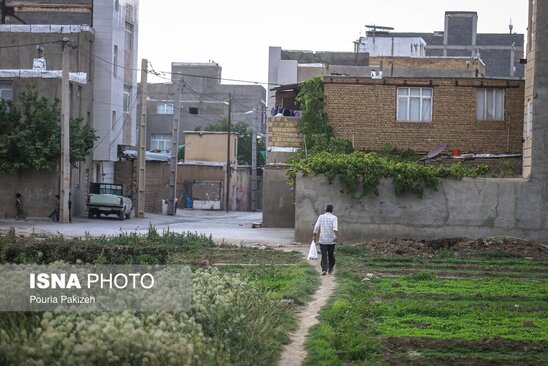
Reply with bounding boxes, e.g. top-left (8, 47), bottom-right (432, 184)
top-left (137, 0), bottom-right (529, 85)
